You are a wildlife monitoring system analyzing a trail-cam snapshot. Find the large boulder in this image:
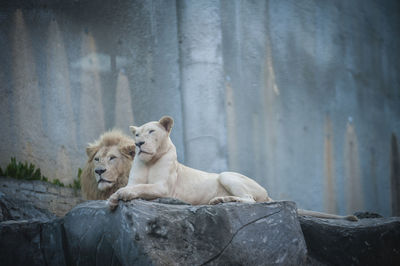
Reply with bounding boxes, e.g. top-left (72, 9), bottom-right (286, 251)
top-left (0, 199), bottom-right (308, 266)
top-left (63, 199), bottom-right (307, 265)
top-left (299, 215), bottom-right (400, 265)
